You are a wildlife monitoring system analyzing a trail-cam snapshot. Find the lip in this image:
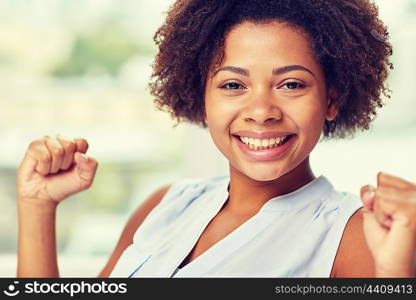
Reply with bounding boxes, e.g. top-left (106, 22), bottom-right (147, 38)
top-left (231, 130), bottom-right (295, 139)
top-left (233, 134), bottom-right (297, 161)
